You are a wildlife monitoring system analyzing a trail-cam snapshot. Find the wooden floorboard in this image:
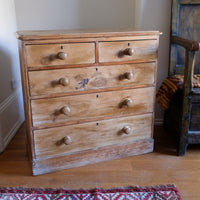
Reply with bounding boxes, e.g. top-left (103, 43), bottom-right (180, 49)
top-left (0, 123), bottom-right (200, 199)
